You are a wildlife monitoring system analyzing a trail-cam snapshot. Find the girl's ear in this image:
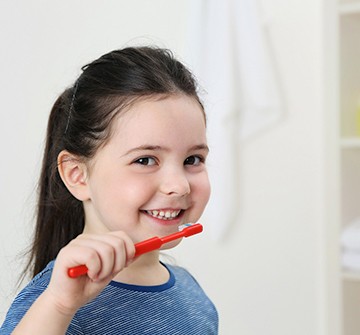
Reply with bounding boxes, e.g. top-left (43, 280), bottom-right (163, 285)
top-left (57, 150), bottom-right (90, 201)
